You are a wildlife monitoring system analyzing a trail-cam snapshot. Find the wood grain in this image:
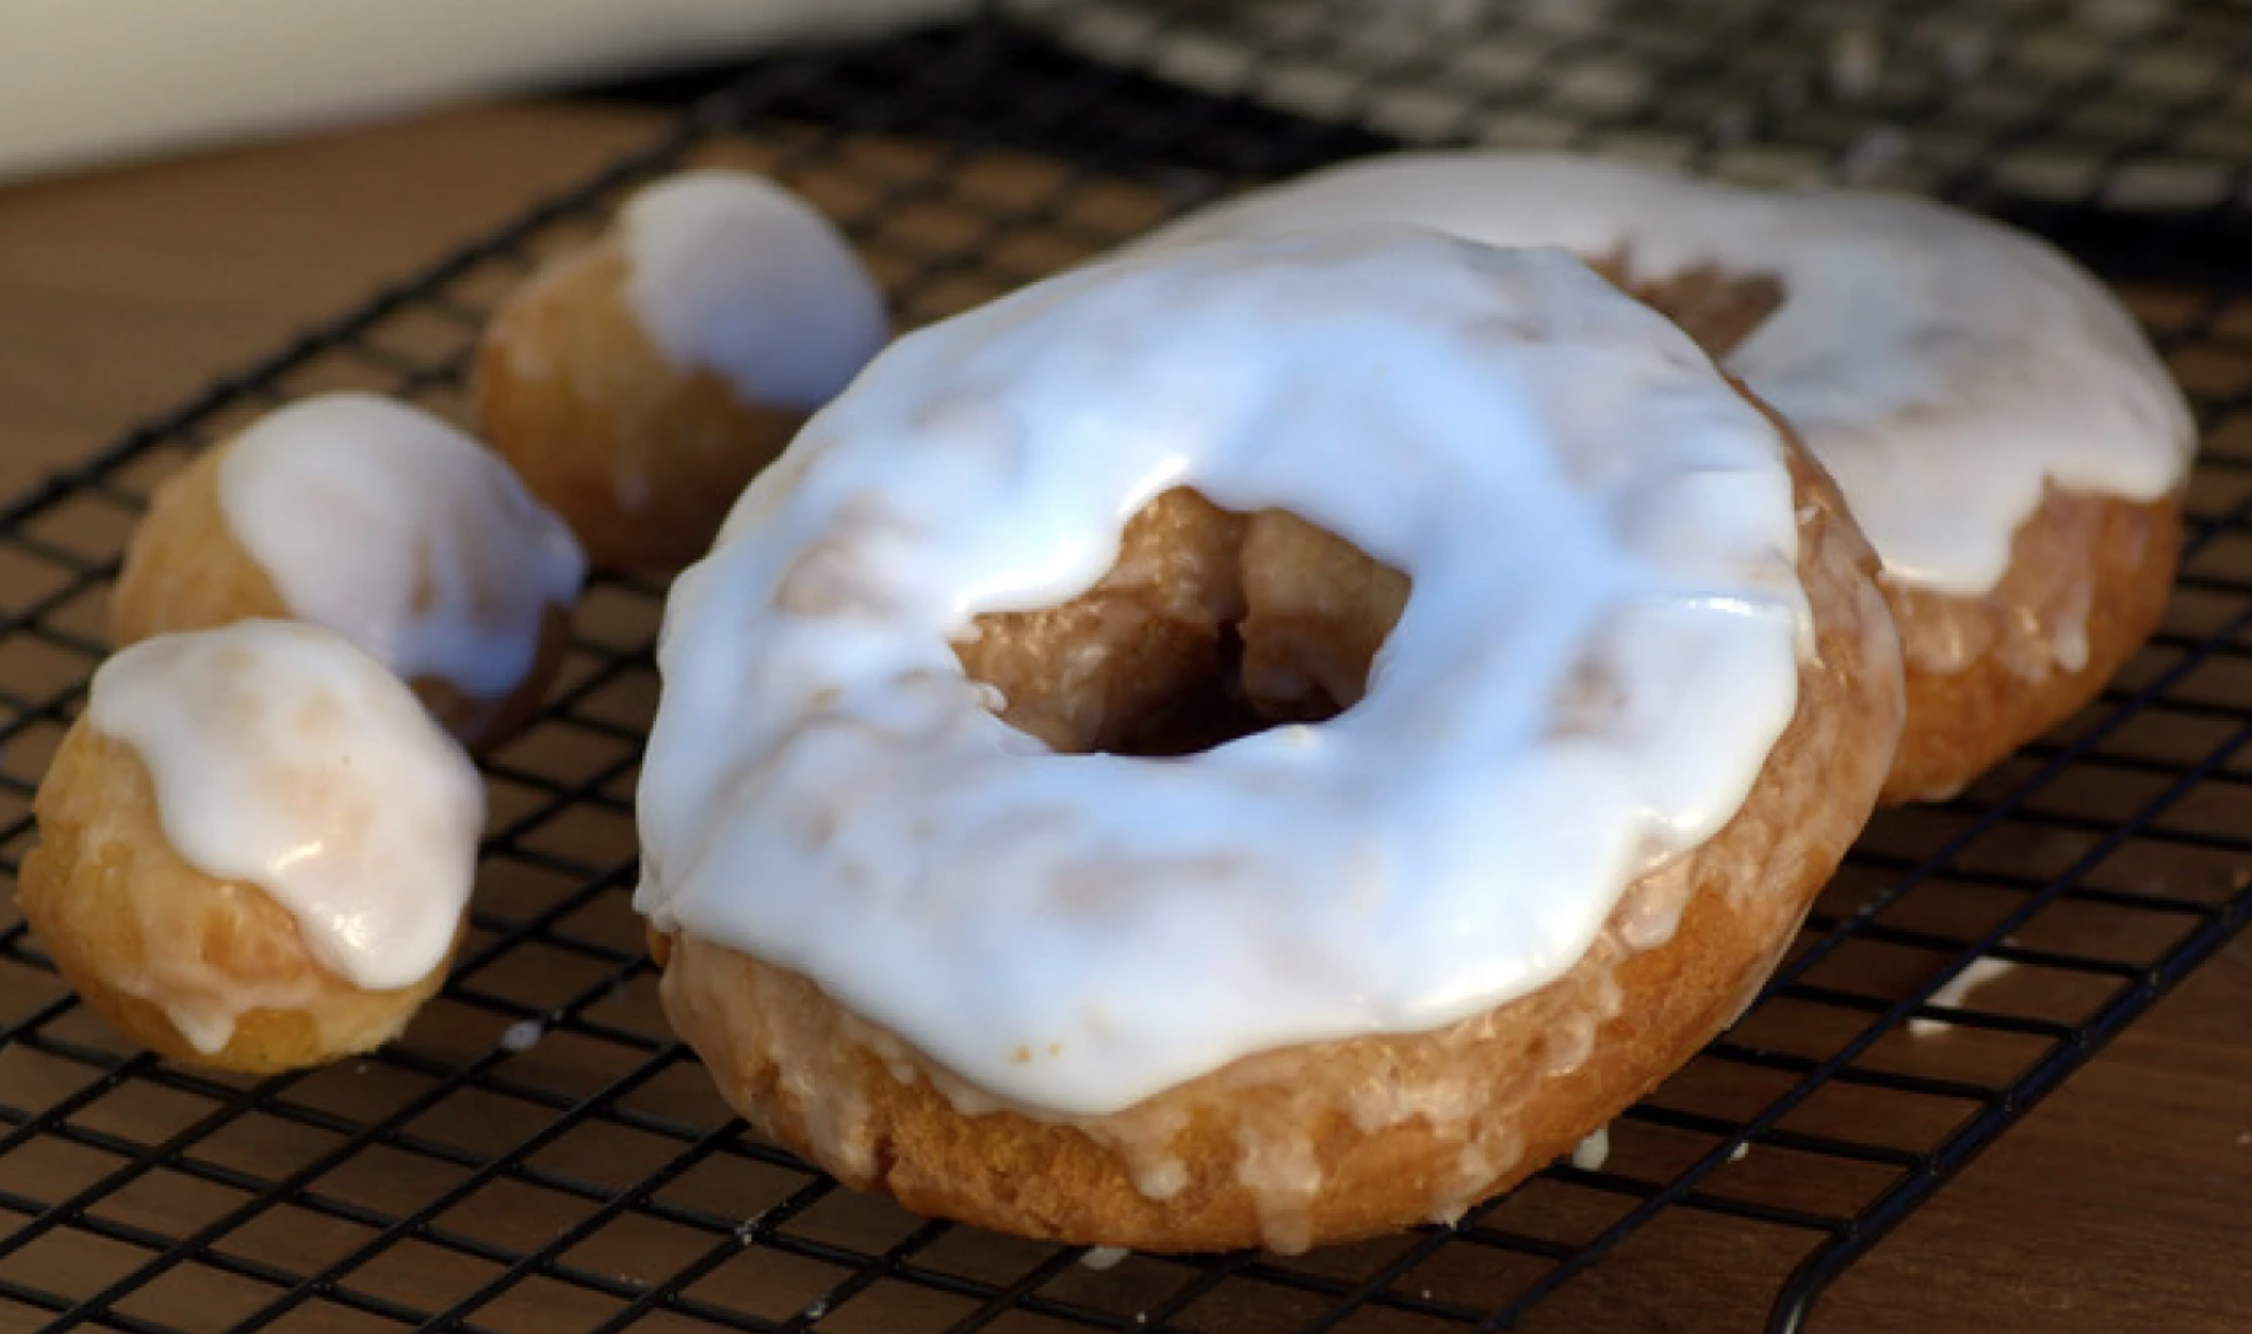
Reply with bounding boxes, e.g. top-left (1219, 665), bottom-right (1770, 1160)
top-left (0, 101), bottom-right (665, 502)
